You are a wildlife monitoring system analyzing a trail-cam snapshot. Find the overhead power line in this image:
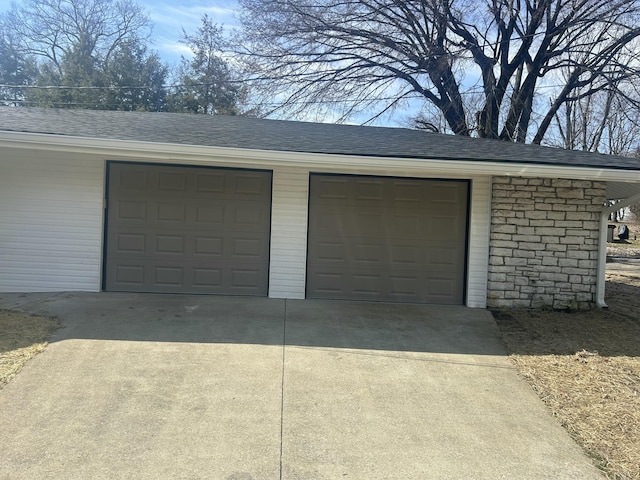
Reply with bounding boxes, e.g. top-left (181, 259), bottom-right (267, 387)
top-left (0, 82), bottom-right (226, 90)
